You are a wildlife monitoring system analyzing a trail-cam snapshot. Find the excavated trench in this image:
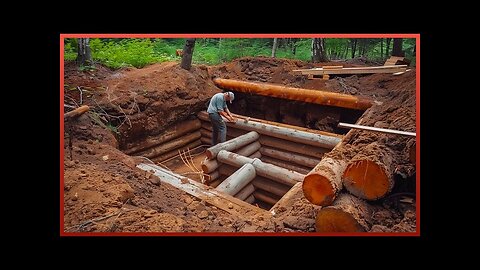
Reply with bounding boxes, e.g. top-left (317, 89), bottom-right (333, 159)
top-left (121, 95), bottom-right (364, 213)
